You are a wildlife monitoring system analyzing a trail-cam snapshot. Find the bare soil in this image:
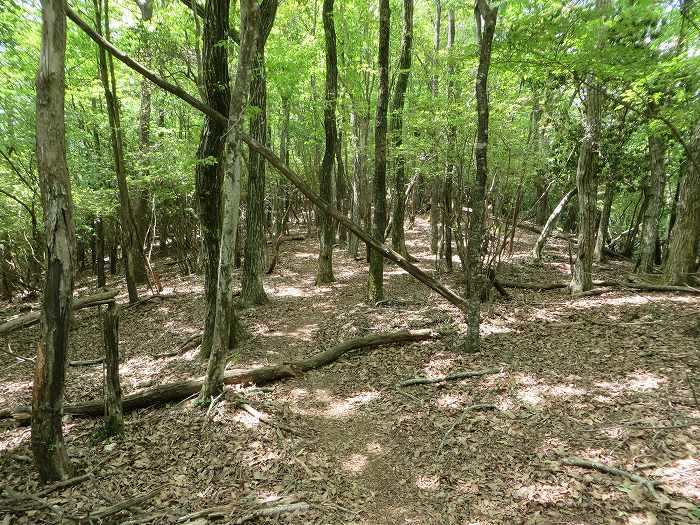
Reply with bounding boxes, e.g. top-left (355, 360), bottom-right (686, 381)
top-left (1, 219), bottom-right (699, 524)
